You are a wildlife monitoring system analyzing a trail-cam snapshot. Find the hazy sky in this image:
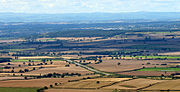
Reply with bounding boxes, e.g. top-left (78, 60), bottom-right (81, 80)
top-left (0, 0), bottom-right (179, 13)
